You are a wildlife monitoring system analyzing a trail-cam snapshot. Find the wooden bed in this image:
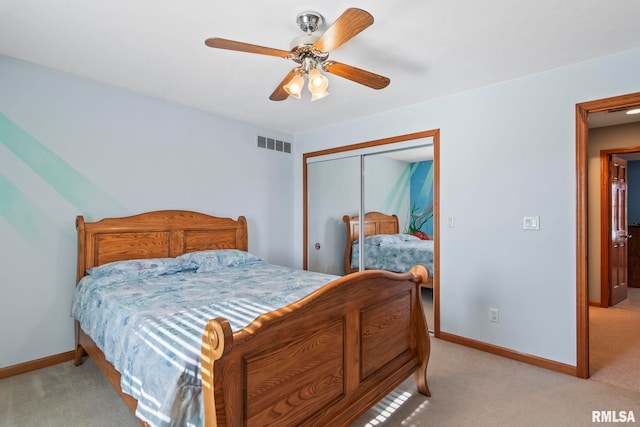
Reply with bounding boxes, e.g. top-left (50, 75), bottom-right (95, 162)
top-left (343, 211), bottom-right (434, 288)
top-left (74, 210), bottom-right (431, 426)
